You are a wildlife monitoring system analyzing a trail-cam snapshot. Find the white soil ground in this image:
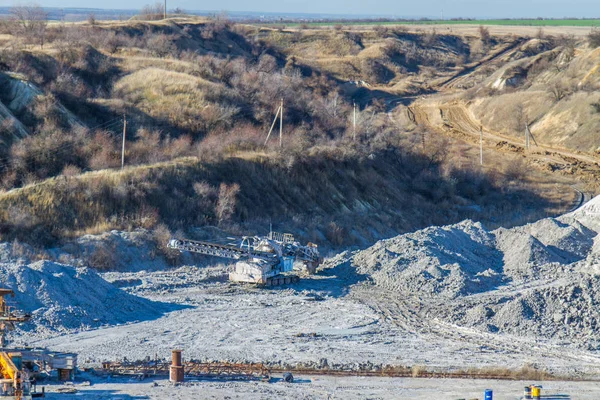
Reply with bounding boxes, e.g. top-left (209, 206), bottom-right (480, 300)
top-left (10, 197), bottom-right (600, 398)
top-left (42, 375), bottom-right (600, 399)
